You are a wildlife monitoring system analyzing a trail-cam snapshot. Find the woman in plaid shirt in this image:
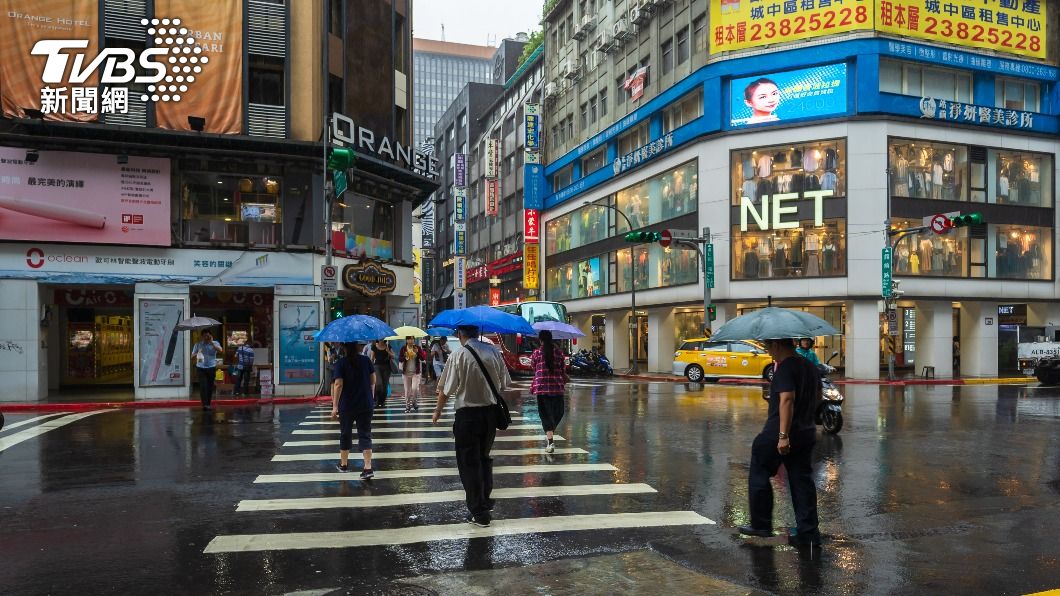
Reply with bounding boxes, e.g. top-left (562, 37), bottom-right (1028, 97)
top-left (531, 330), bottom-right (568, 453)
